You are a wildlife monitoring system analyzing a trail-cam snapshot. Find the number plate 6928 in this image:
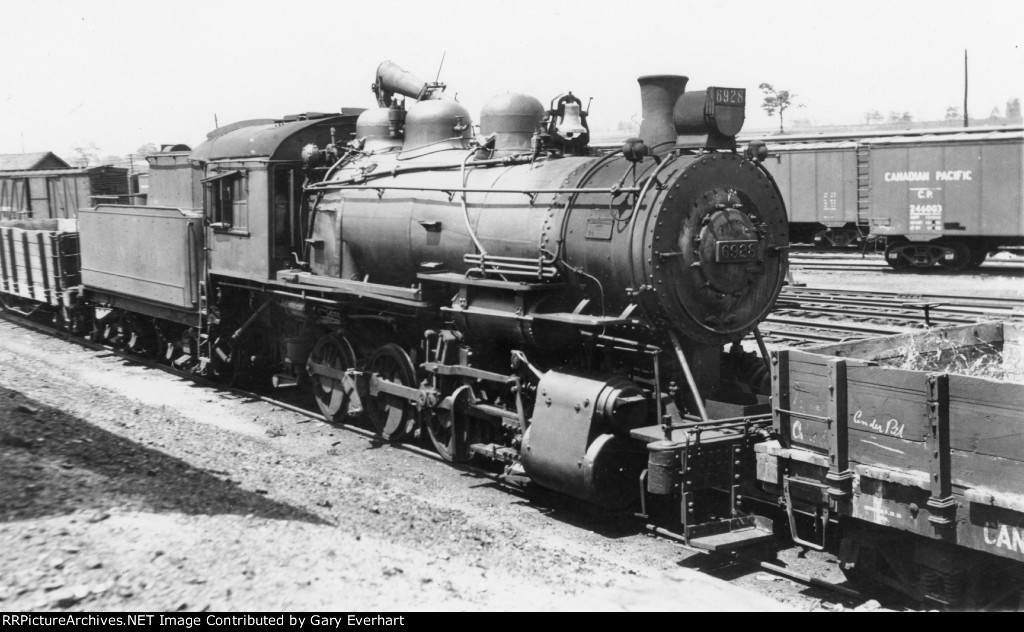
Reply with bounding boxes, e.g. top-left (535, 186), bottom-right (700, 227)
top-left (715, 240), bottom-right (762, 263)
